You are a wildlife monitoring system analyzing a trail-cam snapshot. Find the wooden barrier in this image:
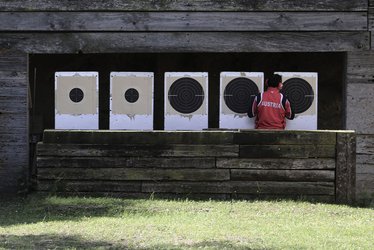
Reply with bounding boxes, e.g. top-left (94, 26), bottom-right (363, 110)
top-left (36, 129), bottom-right (356, 204)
